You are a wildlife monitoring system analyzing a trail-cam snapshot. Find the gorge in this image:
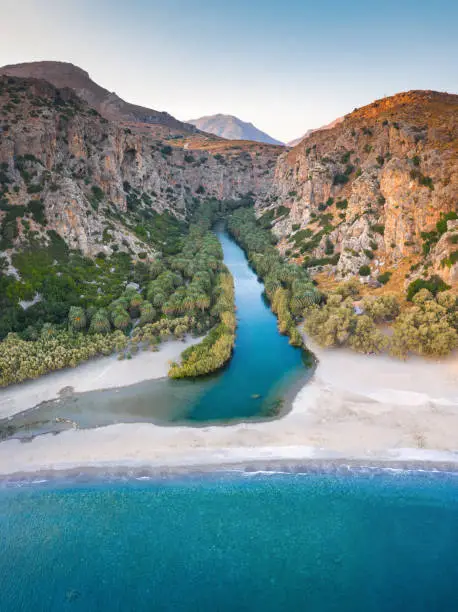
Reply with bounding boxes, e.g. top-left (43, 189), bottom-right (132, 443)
top-left (0, 55), bottom-right (457, 612)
